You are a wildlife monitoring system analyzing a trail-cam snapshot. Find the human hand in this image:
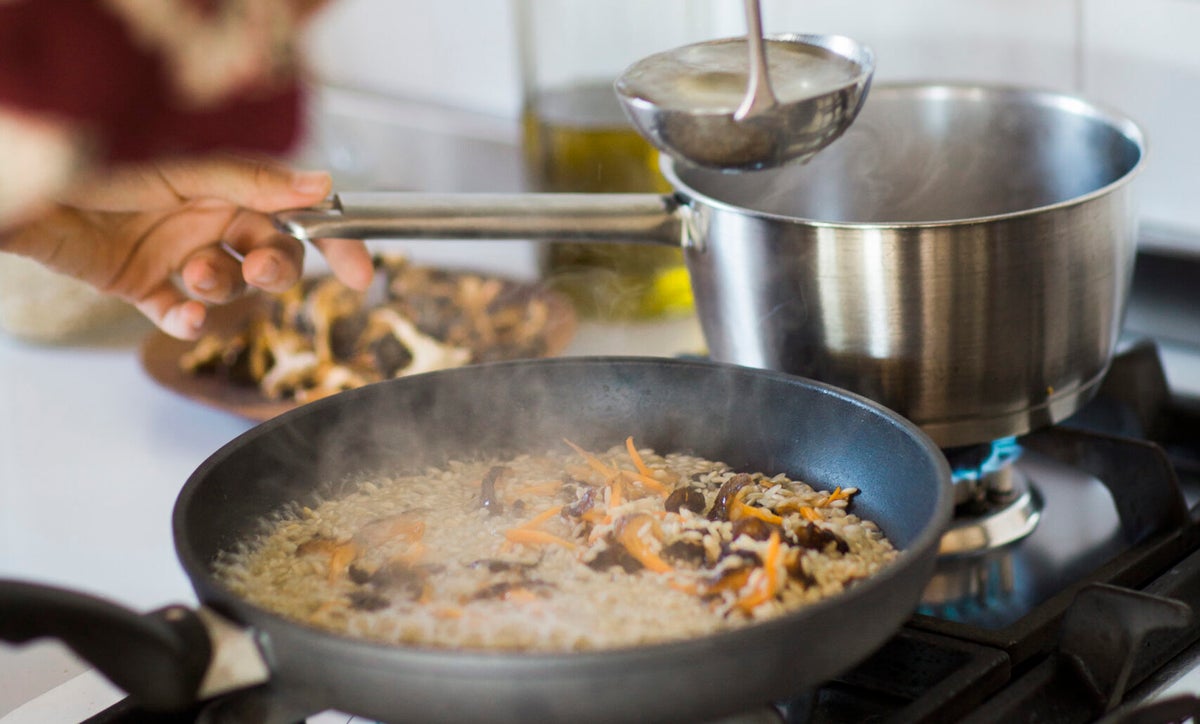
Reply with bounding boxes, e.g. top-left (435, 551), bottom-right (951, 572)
top-left (0, 155), bottom-right (373, 339)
